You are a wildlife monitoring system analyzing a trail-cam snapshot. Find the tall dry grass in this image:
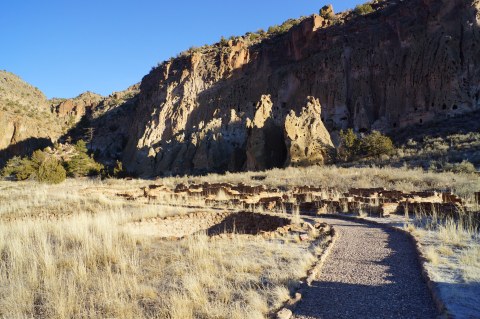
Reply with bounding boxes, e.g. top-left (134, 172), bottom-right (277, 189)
top-left (154, 165), bottom-right (479, 201)
top-left (0, 180), bottom-right (316, 318)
